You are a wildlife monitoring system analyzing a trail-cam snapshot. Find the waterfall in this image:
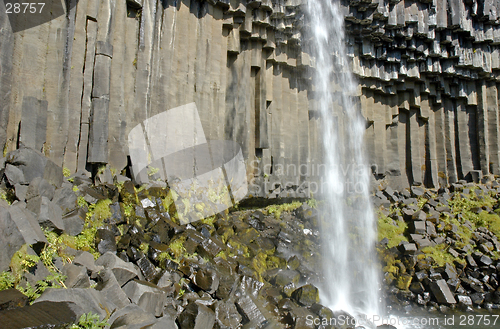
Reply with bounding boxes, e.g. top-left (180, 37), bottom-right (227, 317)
top-left (305, 0), bottom-right (380, 318)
